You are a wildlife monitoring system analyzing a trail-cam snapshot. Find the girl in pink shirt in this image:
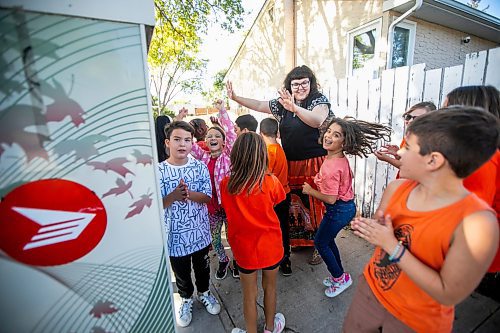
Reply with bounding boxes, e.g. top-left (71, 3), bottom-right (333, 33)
top-left (302, 117), bottom-right (390, 298)
top-left (190, 100), bottom-right (237, 280)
